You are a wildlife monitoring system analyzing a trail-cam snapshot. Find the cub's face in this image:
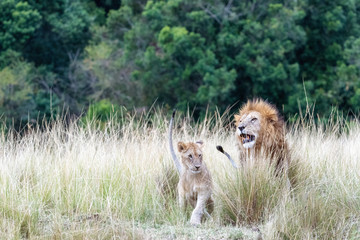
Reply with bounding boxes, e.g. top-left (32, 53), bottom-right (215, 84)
top-left (177, 141), bottom-right (204, 174)
top-left (235, 111), bottom-right (262, 149)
